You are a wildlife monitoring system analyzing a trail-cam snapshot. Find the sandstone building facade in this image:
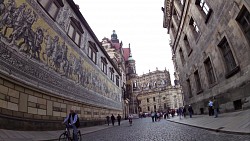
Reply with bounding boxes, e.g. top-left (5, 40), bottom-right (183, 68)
top-left (135, 69), bottom-right (183, 113)
top-left (162, 0), bottom-right (250, 114)
top-left (101, 31), bottom-right (129, 118)
top-left (0, 0), bottom-right (122, 130)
